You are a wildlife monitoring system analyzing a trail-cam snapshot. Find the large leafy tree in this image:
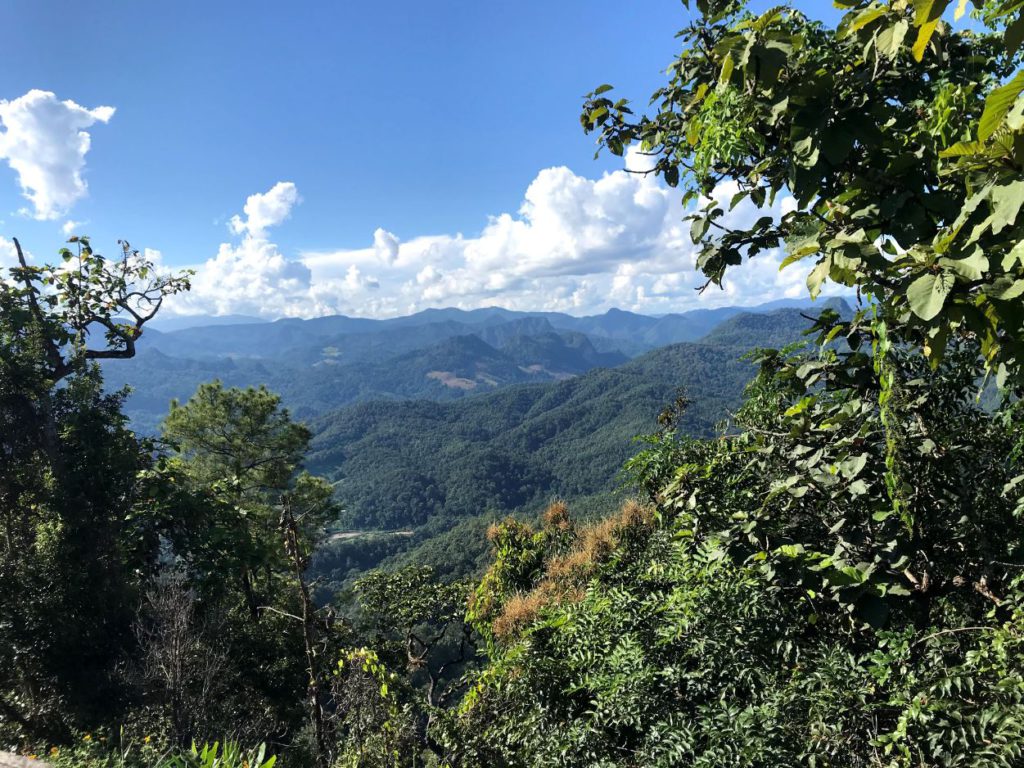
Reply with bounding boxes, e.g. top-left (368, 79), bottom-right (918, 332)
top-left (162, 383), bottom-right (315, 620)
top-left (160, 382), bottom-right (340, 762)
top-left (582, 0), bottom-right (1024, 383)
top-left (444, 2), bottom-right (1024, 766)
top-left (0, 238), bottom-right (189, 740)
